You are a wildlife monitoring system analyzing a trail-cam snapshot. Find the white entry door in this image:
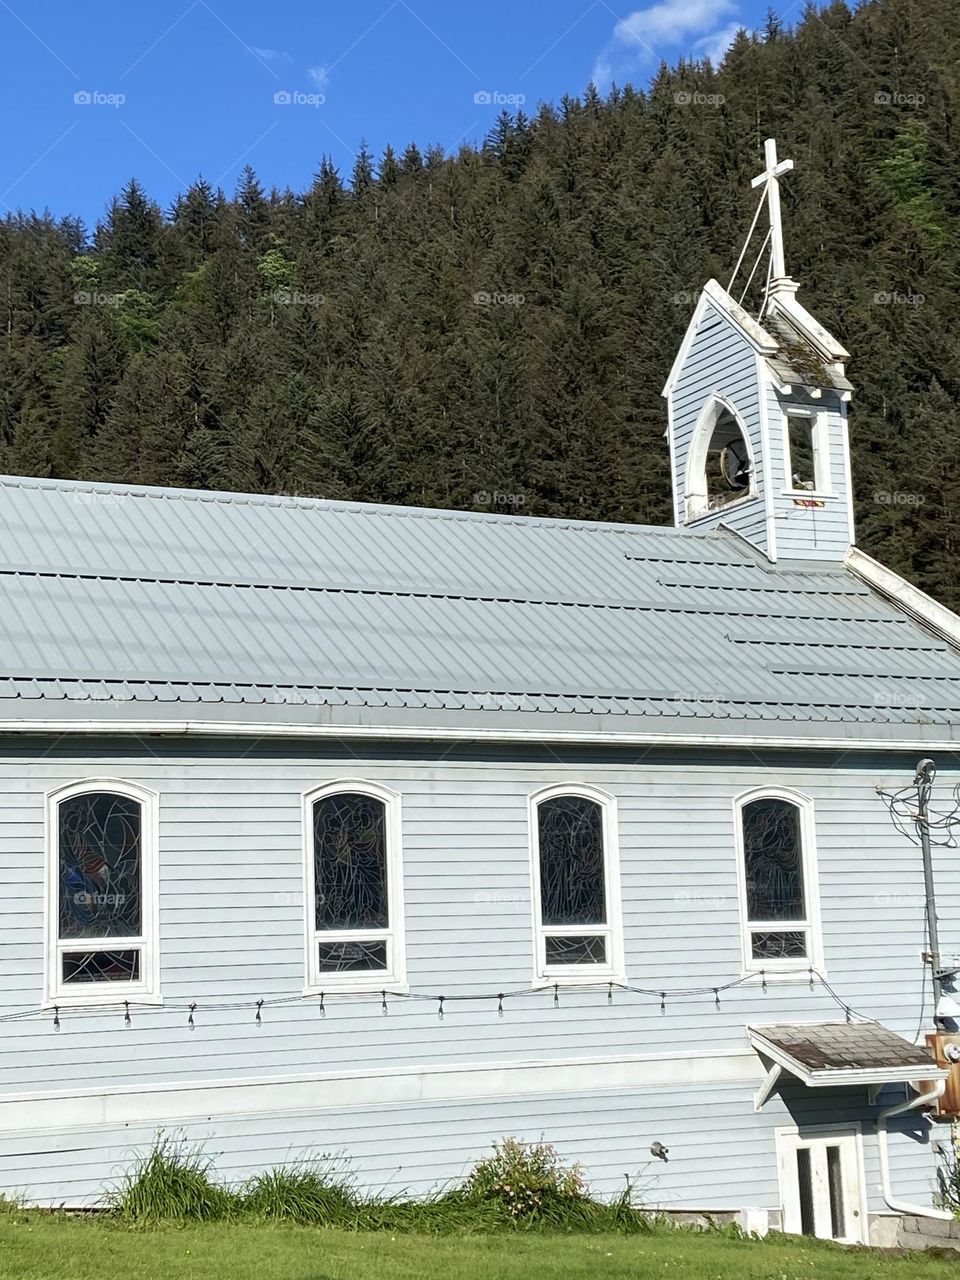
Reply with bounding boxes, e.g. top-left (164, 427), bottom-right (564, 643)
top-left (776, 1128), bottom-right (868, 1244)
